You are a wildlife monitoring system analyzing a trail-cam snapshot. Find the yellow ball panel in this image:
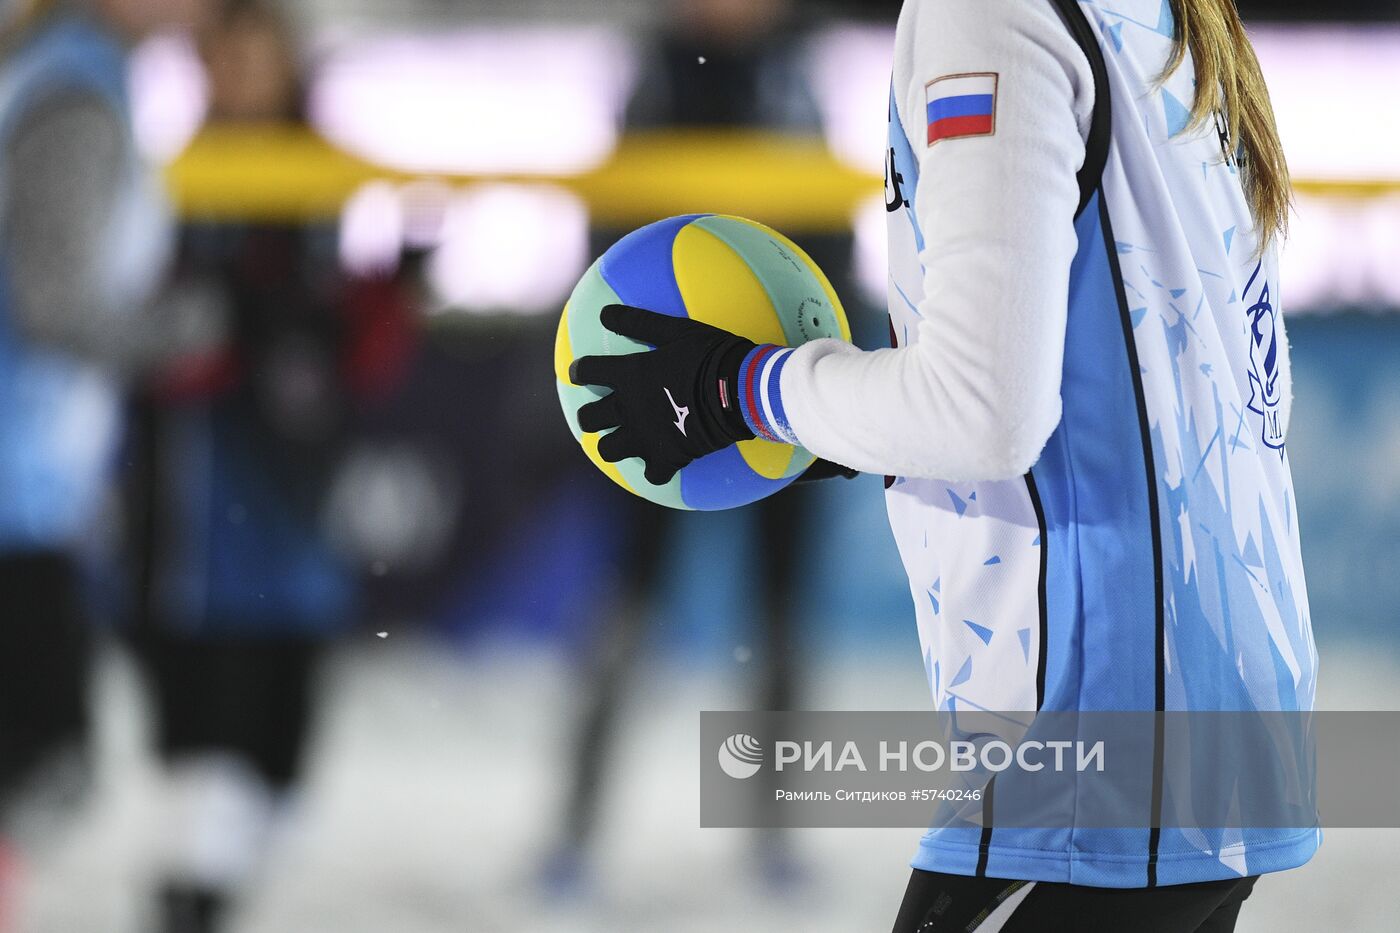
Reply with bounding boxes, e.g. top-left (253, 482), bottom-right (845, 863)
top-left (736, 436), bottom-right (799, 480)
top-left (554, 302), bottom-right (574, 384)
top-left (671, 225), bottom-right (787, 347)
top-left (579, 423), bottom-right (636, 496)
